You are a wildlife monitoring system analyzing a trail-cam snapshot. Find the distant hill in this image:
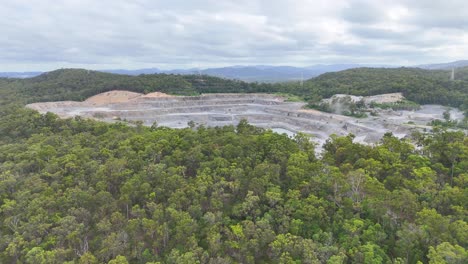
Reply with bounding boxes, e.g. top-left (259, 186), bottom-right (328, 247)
top-left (3, 61), bottom-right (468, 81)
top-left (102, 68), bottom-right (163, 75)
top-left (417, 60), bottom-right (468, 70)
top-left (0, 71), bottom-right (42, 78)
top-left (1, 64), bottom-right (391, 82)
top-left (201, 66), bottom-right (310, 82)
top-left (103, 65), bottom-right (359, 82)
top-left (104, 64), bottom-right (391, 82)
